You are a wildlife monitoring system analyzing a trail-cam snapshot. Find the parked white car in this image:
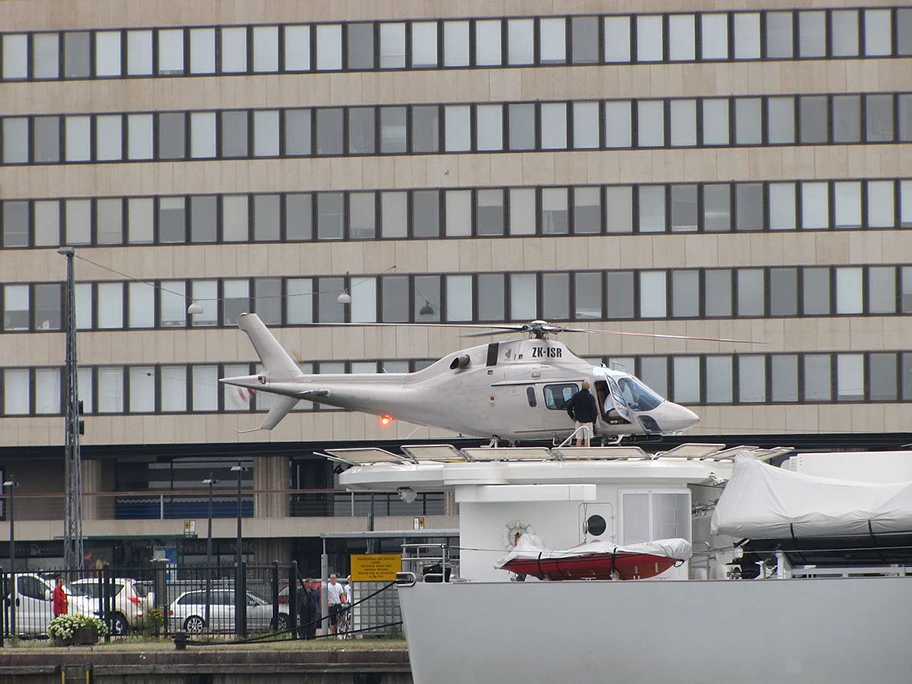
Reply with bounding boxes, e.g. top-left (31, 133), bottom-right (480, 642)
top-left (168, 589), bottom-right (288, 634)
top-left (69, 578), bottom-right (154, 635)
top-left (1, 573), bottom-right (92, 636)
